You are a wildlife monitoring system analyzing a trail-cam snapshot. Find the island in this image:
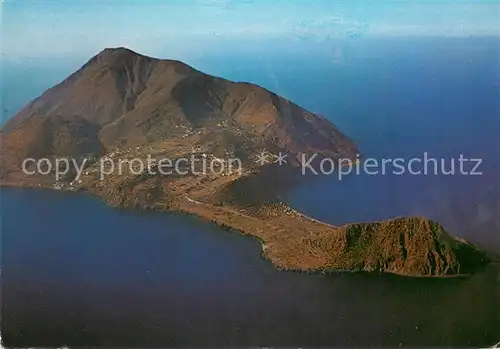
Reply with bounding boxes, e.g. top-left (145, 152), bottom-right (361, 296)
top-left (0, 47), bottom-right (490, 277)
